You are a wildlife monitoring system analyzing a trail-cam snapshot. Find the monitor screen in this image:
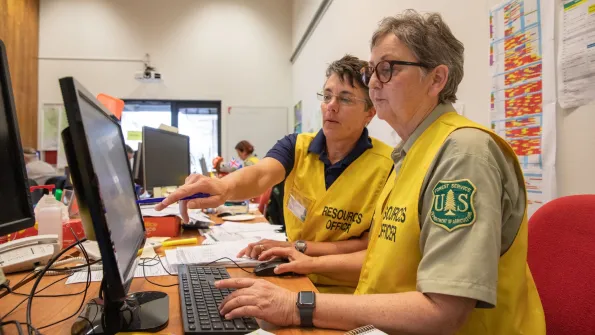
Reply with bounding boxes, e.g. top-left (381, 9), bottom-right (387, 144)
top-left (142, 127), bottom-right (190, 192)
top-left (132, 142), bottom-right (143, 186)
top-left (77, 94), bottom-right (144, 283)
top-left (199, 157), bottom-right (209, 176)
top-left (0, 40), bottom-right (34, 236)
